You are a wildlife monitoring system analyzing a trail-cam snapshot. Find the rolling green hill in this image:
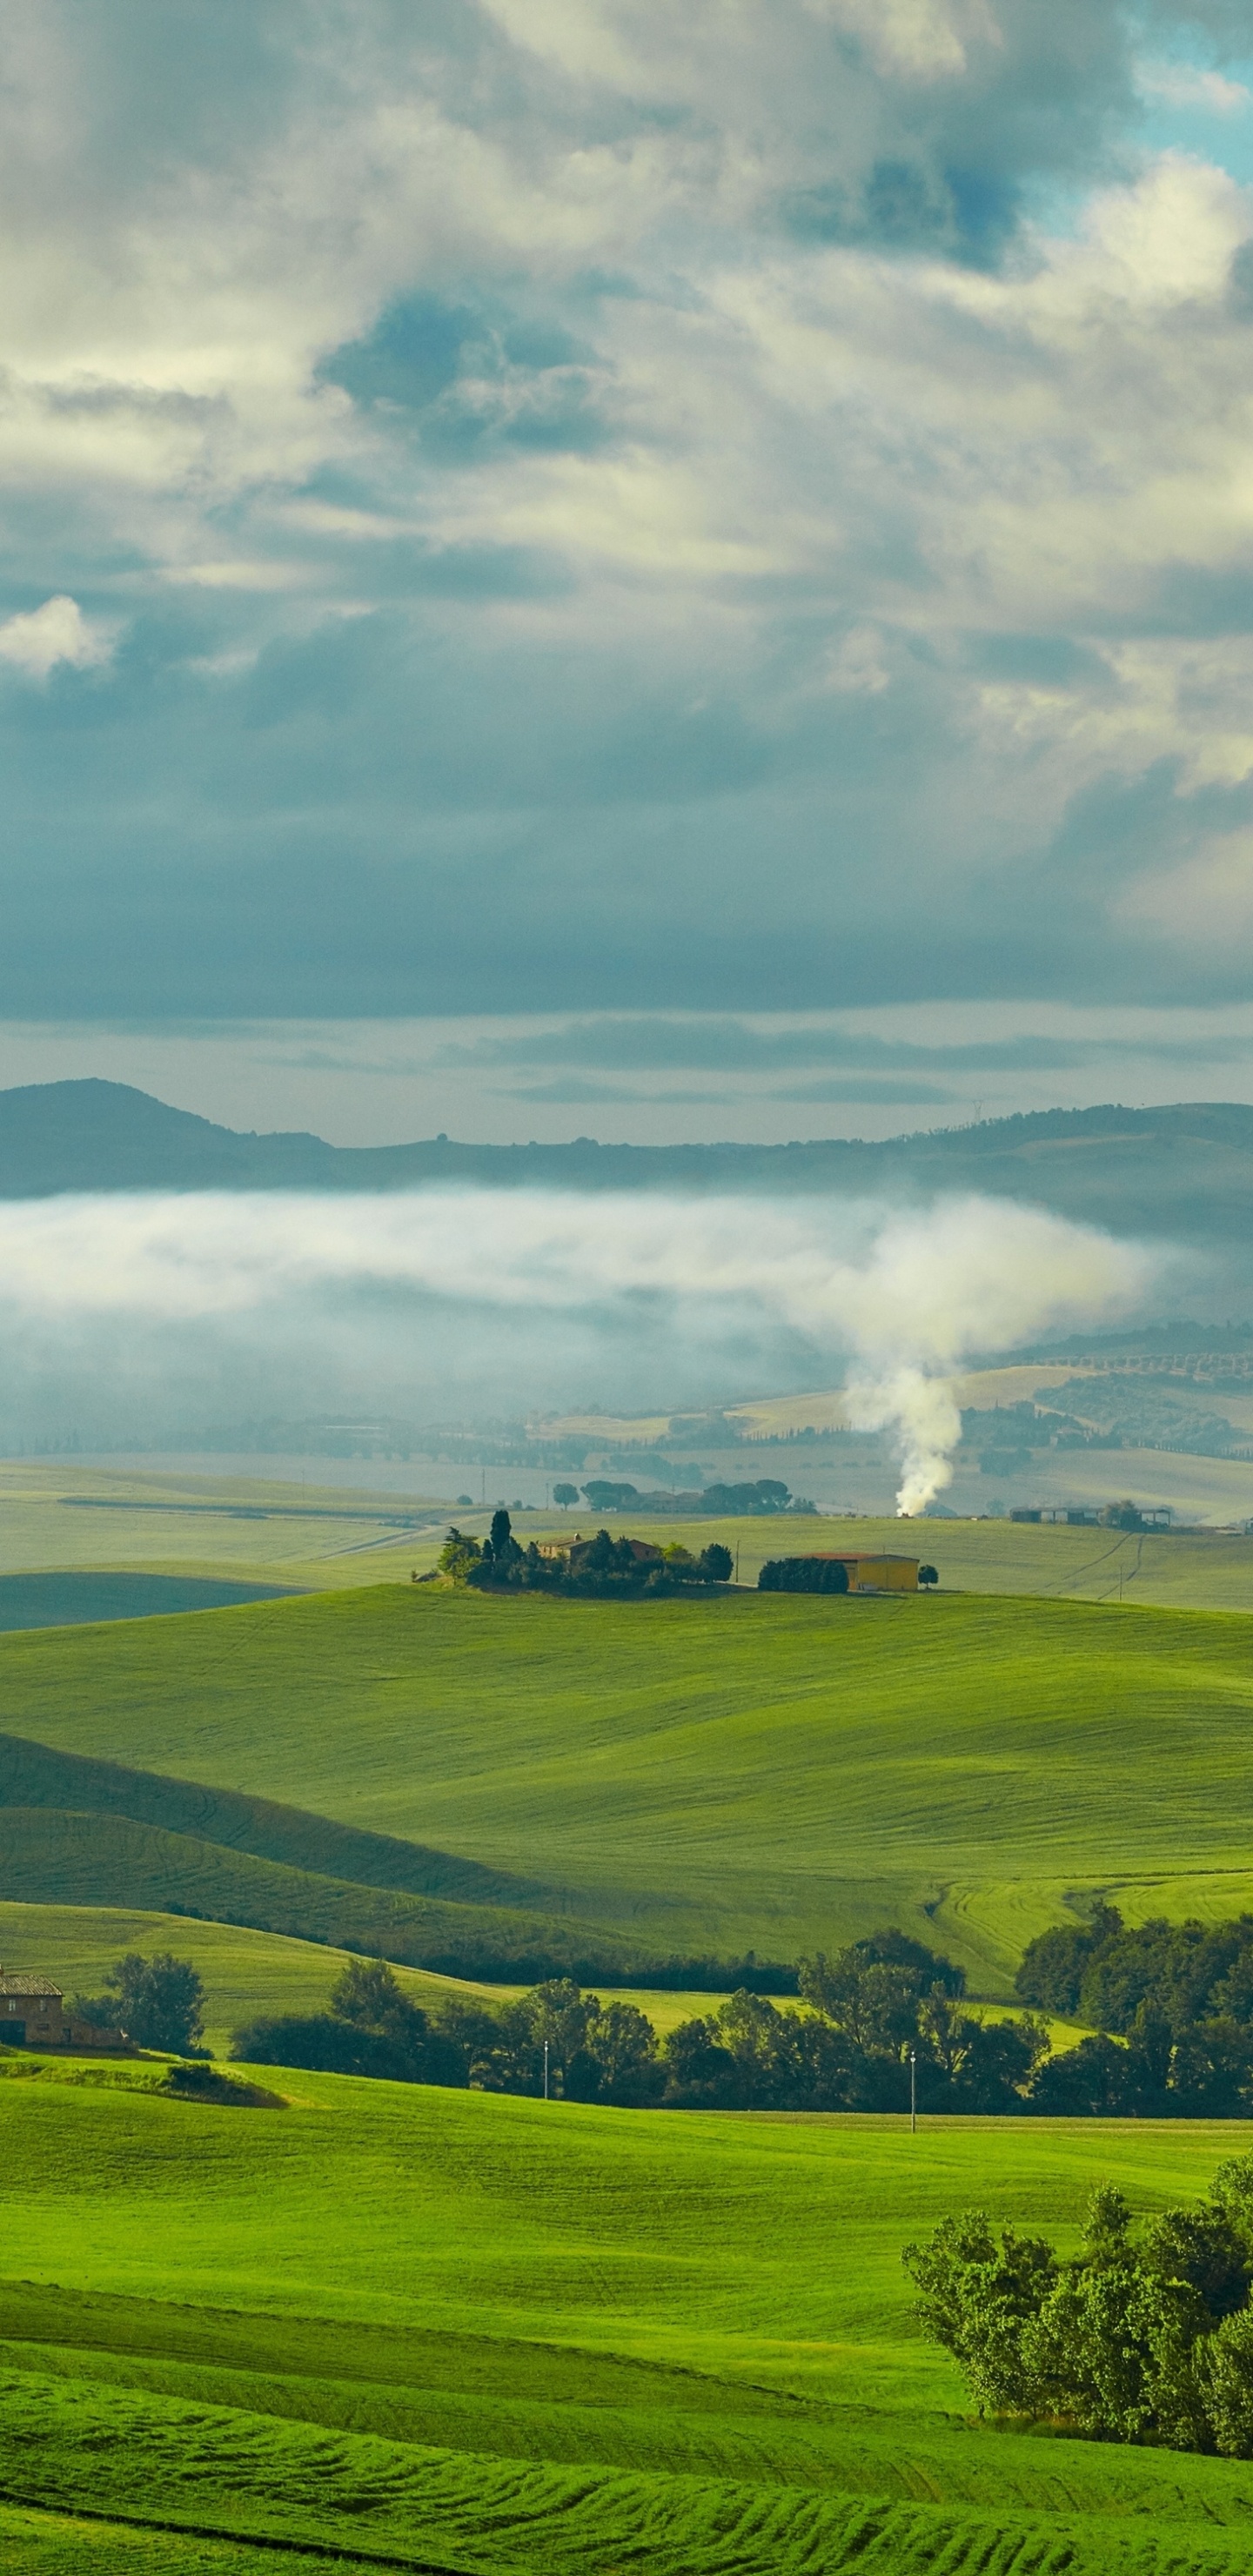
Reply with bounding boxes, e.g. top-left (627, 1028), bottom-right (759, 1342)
top-left (0, 1725), bottom-right (546, 1906)
top-left (0, 1808), bottom-right (660, 1981)
top-left (4, 2070), bottom-right (1253, 2570)
top-left (6, 1583), bottom-right (1253, 1989)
